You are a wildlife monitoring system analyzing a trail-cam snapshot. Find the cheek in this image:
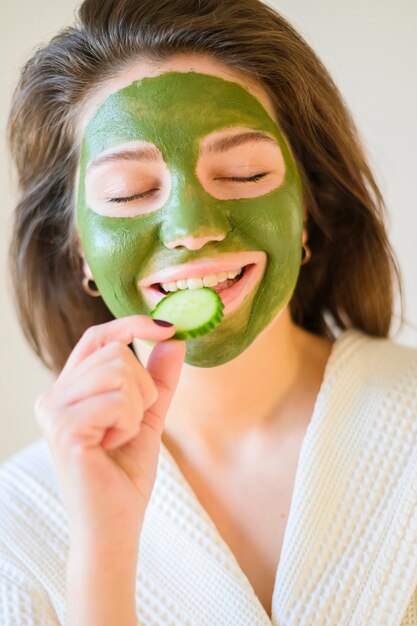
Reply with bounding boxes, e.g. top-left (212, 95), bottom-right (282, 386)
top-left (227, 188), bottom-right (302, 250)
top-left (79, 212), bottom-right (157, 285)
